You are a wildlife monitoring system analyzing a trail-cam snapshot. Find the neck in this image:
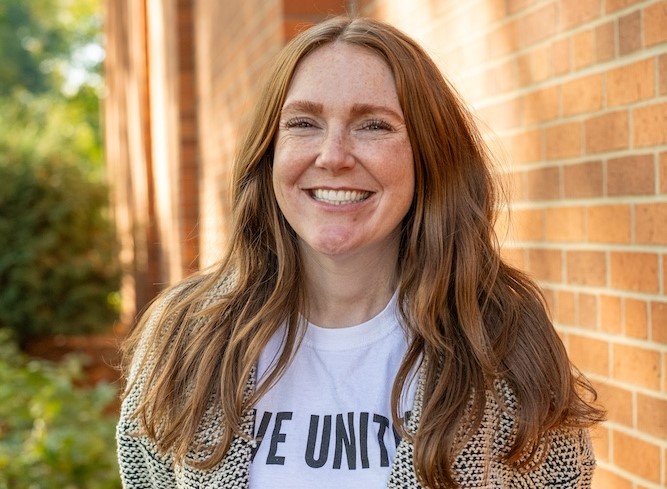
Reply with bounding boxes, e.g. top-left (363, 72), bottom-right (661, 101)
top-left (299, 241), bottom-right (400, 328)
